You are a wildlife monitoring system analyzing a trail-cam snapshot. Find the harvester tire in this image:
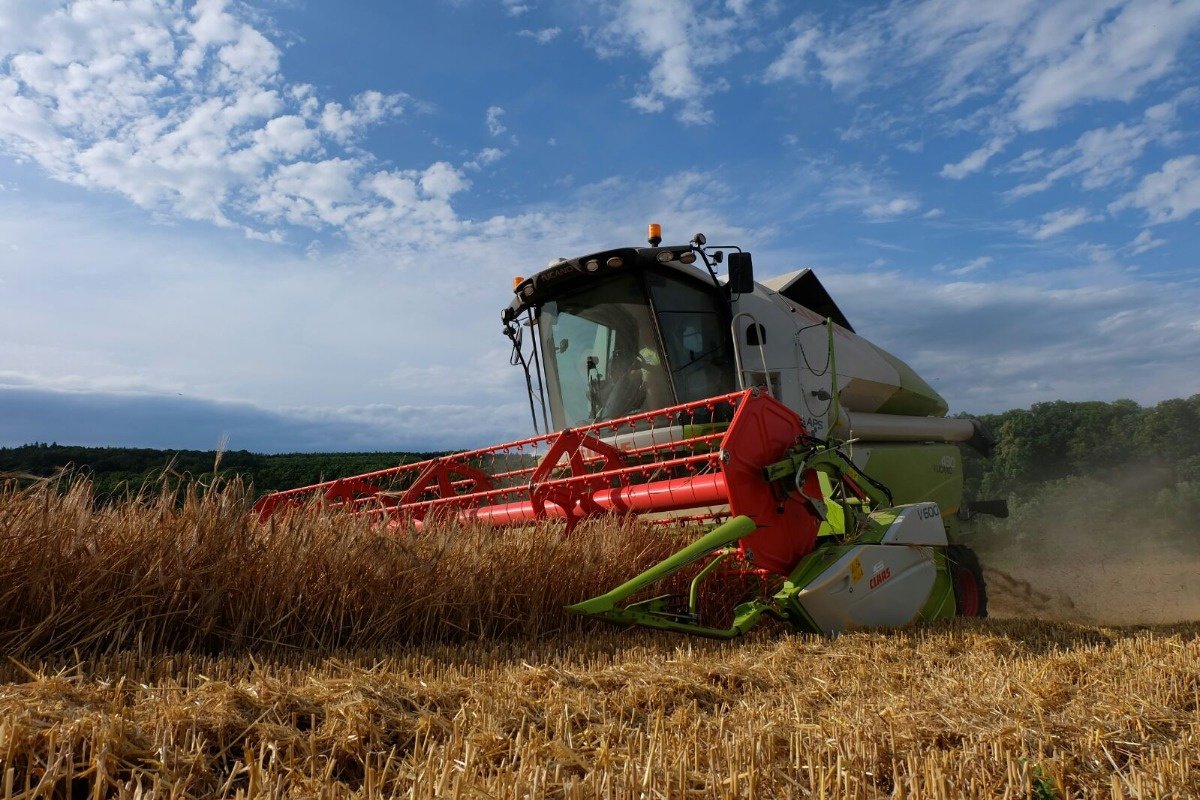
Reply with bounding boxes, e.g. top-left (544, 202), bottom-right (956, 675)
top-left (947, 545), bottom-right (987, 618)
